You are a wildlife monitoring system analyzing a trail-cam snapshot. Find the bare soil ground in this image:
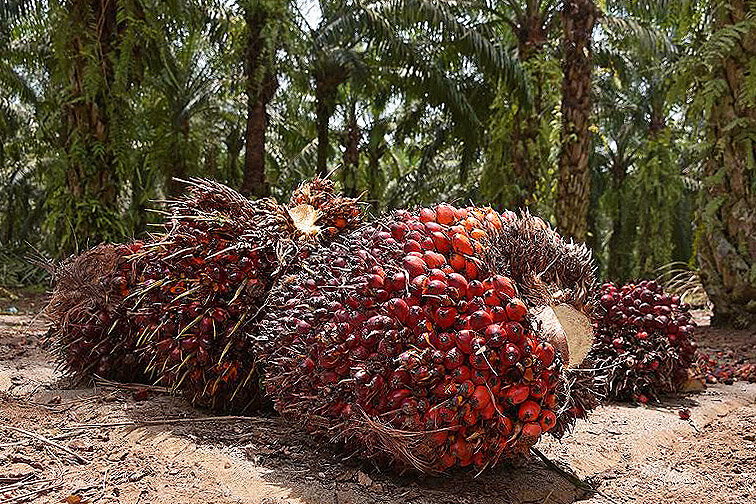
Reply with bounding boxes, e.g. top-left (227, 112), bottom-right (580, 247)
top-left (1, 294), bottom-right (754, 504)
